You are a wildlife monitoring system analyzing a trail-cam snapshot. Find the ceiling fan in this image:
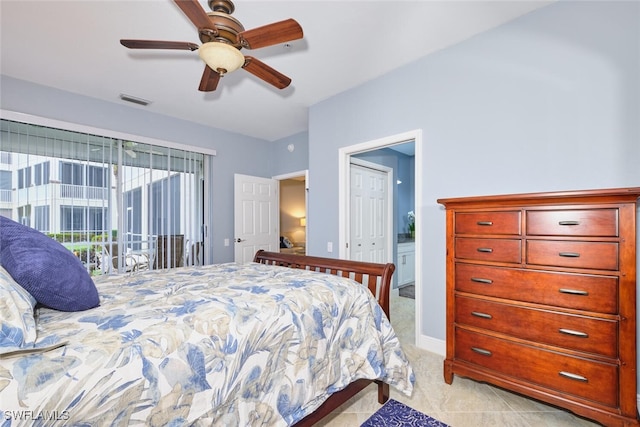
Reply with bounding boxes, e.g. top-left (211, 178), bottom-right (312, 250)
top-left (120, 0), bottom-right (303, 93)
